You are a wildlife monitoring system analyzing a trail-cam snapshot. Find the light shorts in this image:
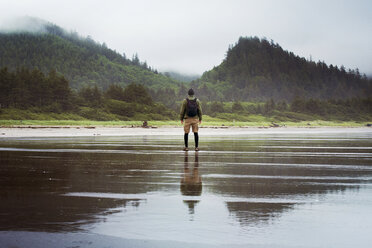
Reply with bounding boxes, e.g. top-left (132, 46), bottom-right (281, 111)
top-left (184, 118), bottom-right (199, 133)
